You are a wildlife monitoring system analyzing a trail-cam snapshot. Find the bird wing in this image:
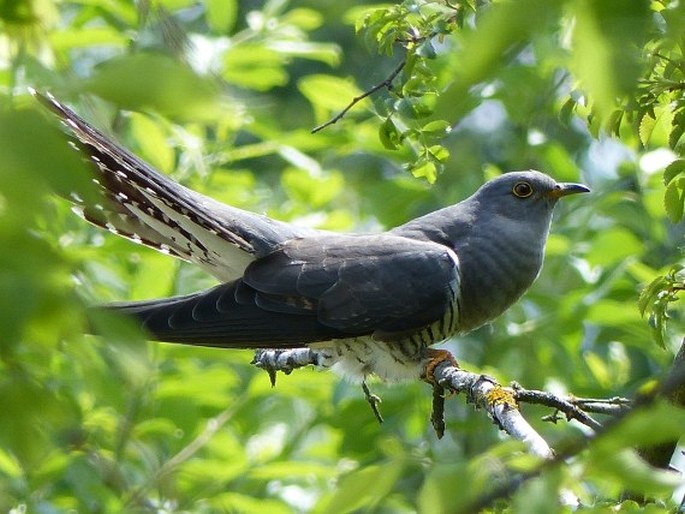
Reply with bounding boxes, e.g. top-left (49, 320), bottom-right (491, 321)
top-left (106, 234), bottom-right (461, 347)
top-left (244, 234), bottom-right (461, 336)
top-left (32, 90), bottom-right (315, 281)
